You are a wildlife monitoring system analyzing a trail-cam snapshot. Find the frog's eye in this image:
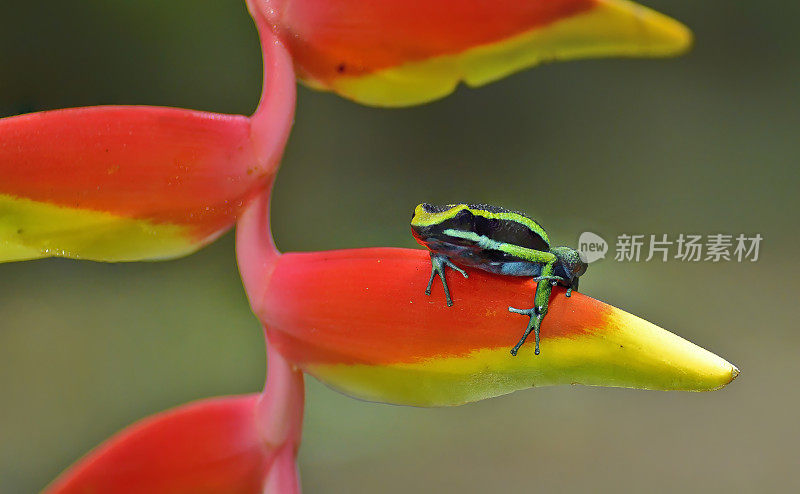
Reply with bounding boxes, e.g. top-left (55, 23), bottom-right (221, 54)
top-left (455, 208), bottom-right (472, 219)
top-left (452, 208), bottom-right (474, 226)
